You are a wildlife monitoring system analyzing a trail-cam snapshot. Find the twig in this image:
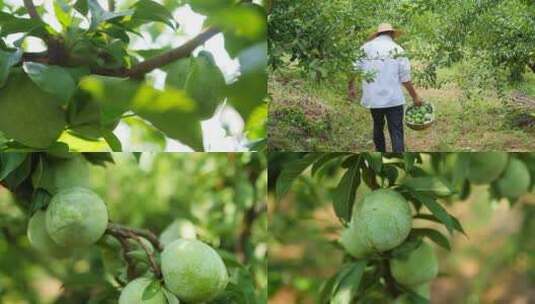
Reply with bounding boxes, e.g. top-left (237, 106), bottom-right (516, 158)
top-left (23, 0), bottom-right (40, 21)
top-left (236, 202), bottom-right (267, 263)
top-left (381, 259), bottom-right (401, 297)
top-left (108, 223), bottom-right (163, 252)
top-left (127, 27), bottom-right (220, 77)
top-left (106, 223), bottom-right (163, 280)
top-left (105, 226), bottom-right (138, 280)
top-left (108, 0), bottom-right (115, 12)
top-left (129, 233), bottom-right (162, 279)
top-left (20, 27), bottom-right (220, 78)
